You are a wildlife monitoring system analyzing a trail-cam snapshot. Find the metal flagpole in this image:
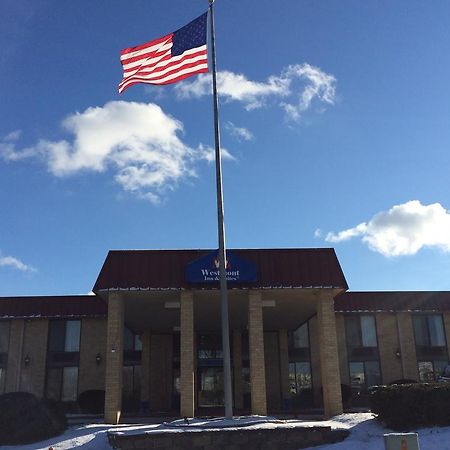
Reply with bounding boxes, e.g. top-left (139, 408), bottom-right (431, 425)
top-left (208, 0), bottom-right (233, 419)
